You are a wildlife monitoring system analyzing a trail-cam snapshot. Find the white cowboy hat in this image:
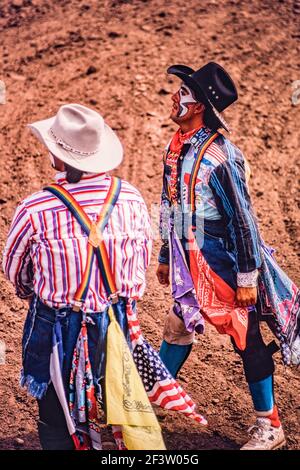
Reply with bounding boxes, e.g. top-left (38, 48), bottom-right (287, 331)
top-left (28, 103), bottom-right (123, 173)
